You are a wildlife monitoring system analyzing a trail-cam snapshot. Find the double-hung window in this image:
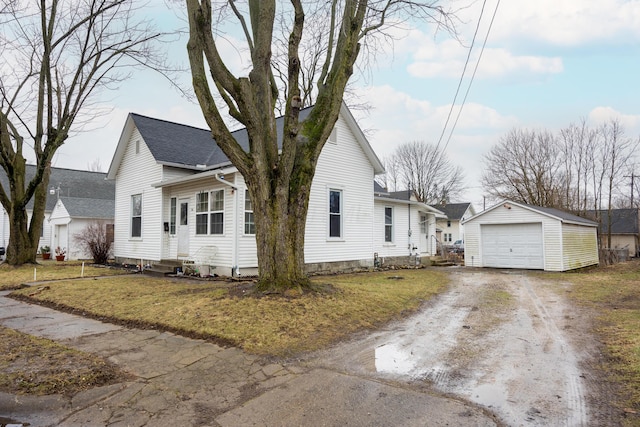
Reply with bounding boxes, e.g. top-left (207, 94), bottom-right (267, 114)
top-left (196, 192), bottom-right (209, 235)
top-left (195, 190), bottom-right (225, 235)
top-left (244, 190), bottom-right (255, 235)
top-left (131, 194), bottom-right (142, 238)
top-left (329, 189), bottom-right (342, 238)
top-left (384, 207), bottom-right (393, 242)
top-left (210, 190), bottom-right (224, 234)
